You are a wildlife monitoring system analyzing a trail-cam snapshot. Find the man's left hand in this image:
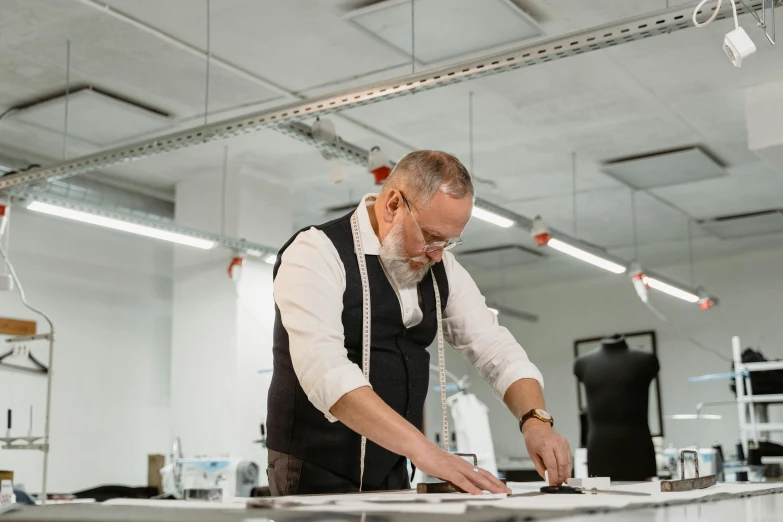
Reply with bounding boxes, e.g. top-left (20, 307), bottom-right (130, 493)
top-left (522, 422), bottom-right (572, 485)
